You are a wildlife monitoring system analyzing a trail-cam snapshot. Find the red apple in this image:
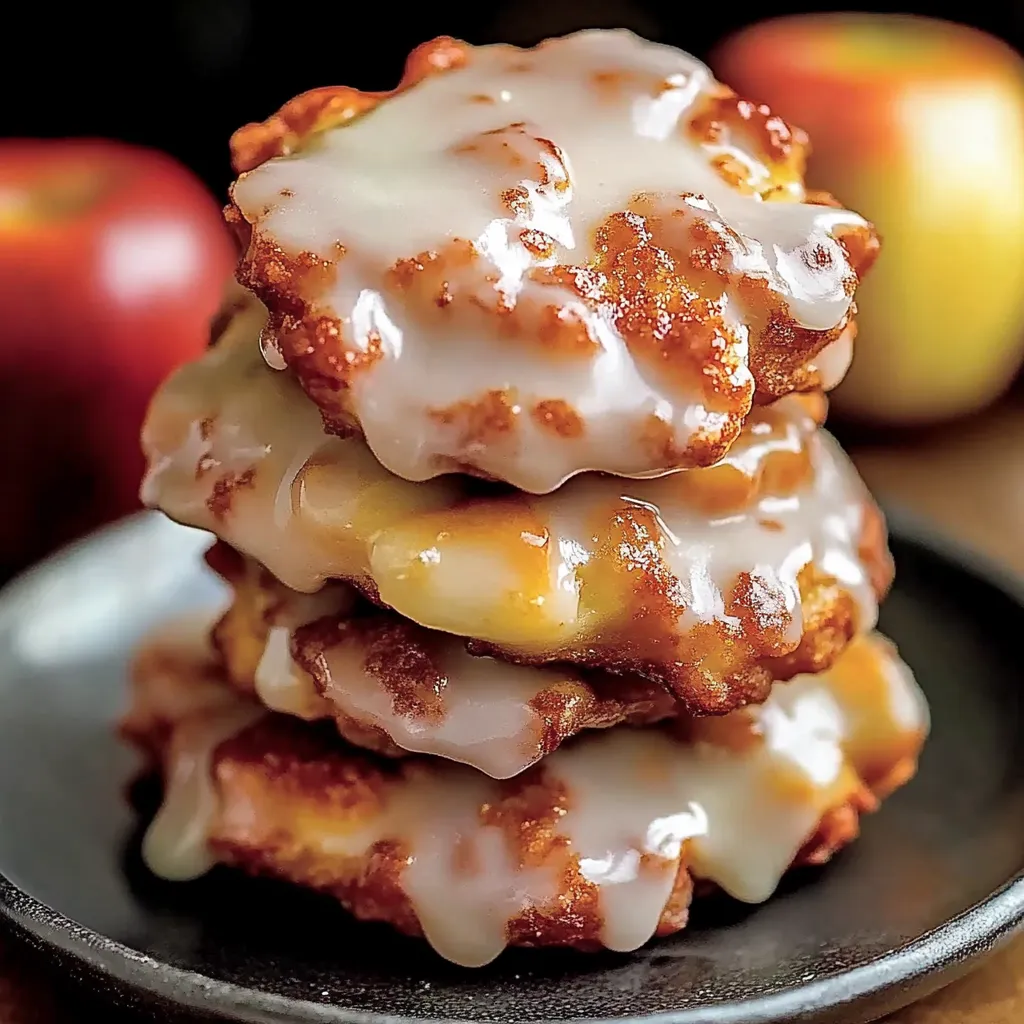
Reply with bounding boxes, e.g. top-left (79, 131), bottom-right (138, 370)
top-left (0, 139), bottom-right (235, 573)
